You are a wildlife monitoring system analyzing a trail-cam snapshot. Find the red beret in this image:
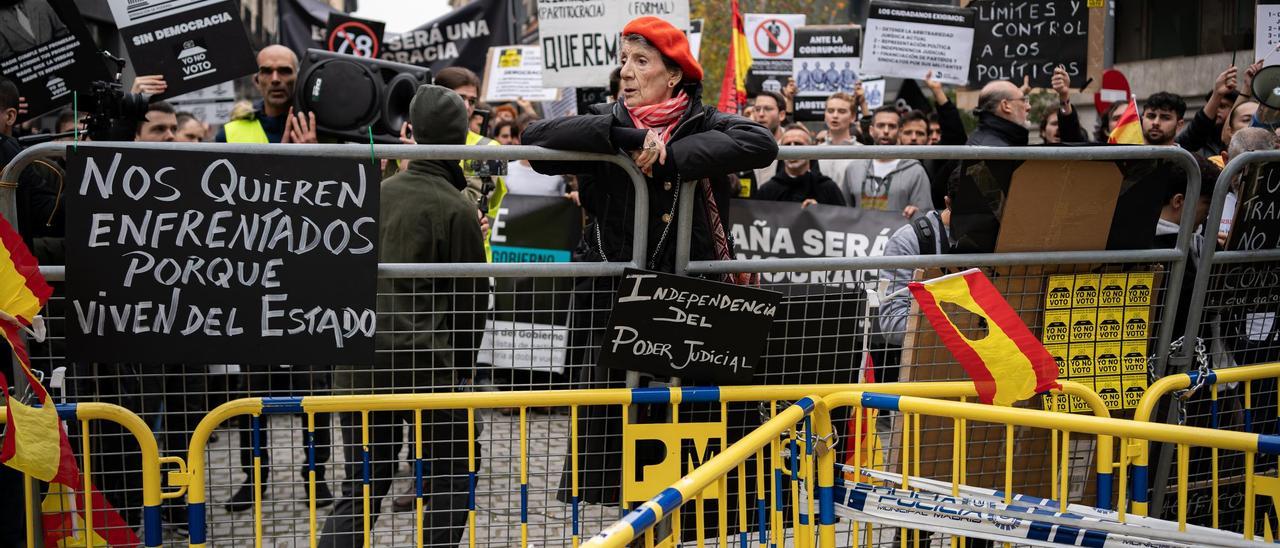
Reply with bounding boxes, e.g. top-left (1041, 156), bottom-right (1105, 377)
top-left (622, 16), bottom-right (703, 82)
